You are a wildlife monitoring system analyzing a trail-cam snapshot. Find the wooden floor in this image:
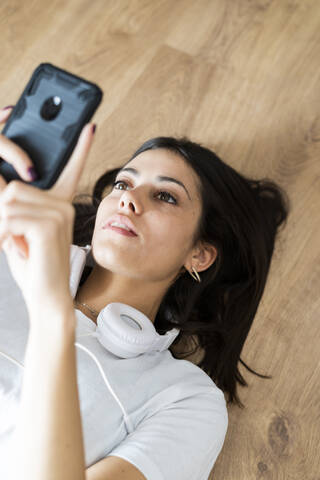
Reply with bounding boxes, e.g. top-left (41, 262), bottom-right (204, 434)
top-left (1, 1), bottom-right (319, 478)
